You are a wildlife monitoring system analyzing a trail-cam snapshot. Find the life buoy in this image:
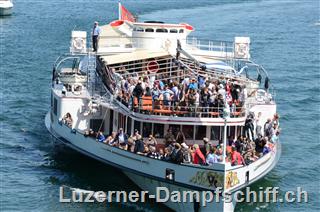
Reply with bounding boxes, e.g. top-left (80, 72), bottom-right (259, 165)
top-left (235, 43), bottom-right (248, 58)
top-left (72, 83), bottom-right (82, 95)
top-left (73, 37), bottom-right (85, 50)
top-left (147, 60), bottom-right (159, 73)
